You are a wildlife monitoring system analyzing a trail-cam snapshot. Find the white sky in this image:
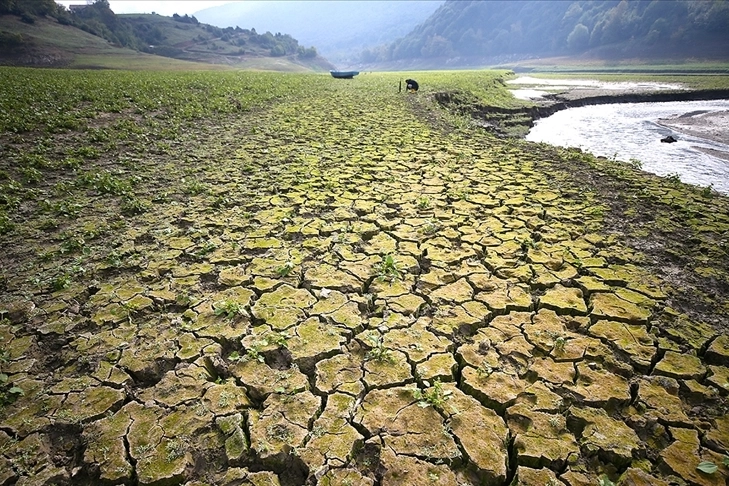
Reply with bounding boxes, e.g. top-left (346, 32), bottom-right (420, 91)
top-left (55, 1), bottom-right (235, 16)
